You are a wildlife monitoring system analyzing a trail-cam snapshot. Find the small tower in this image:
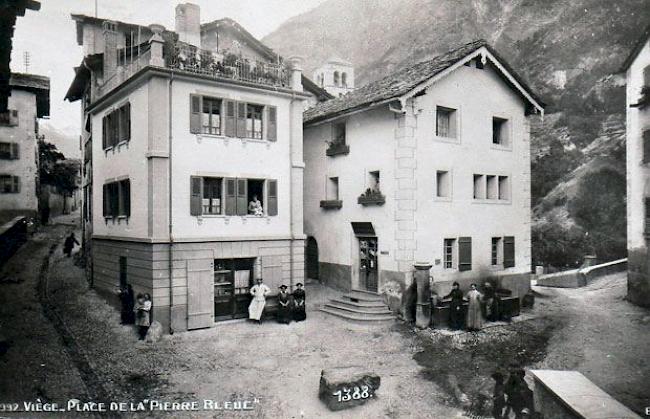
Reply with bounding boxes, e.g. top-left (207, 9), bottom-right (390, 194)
top-left (313, 56), bottom-right (355, 97)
